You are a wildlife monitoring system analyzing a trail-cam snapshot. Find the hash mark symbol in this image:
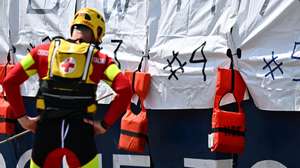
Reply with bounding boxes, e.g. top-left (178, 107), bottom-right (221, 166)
top-left (163, 51), bottom-right (187, 80)
top-left (263, 51), bottom-right (283, 80)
